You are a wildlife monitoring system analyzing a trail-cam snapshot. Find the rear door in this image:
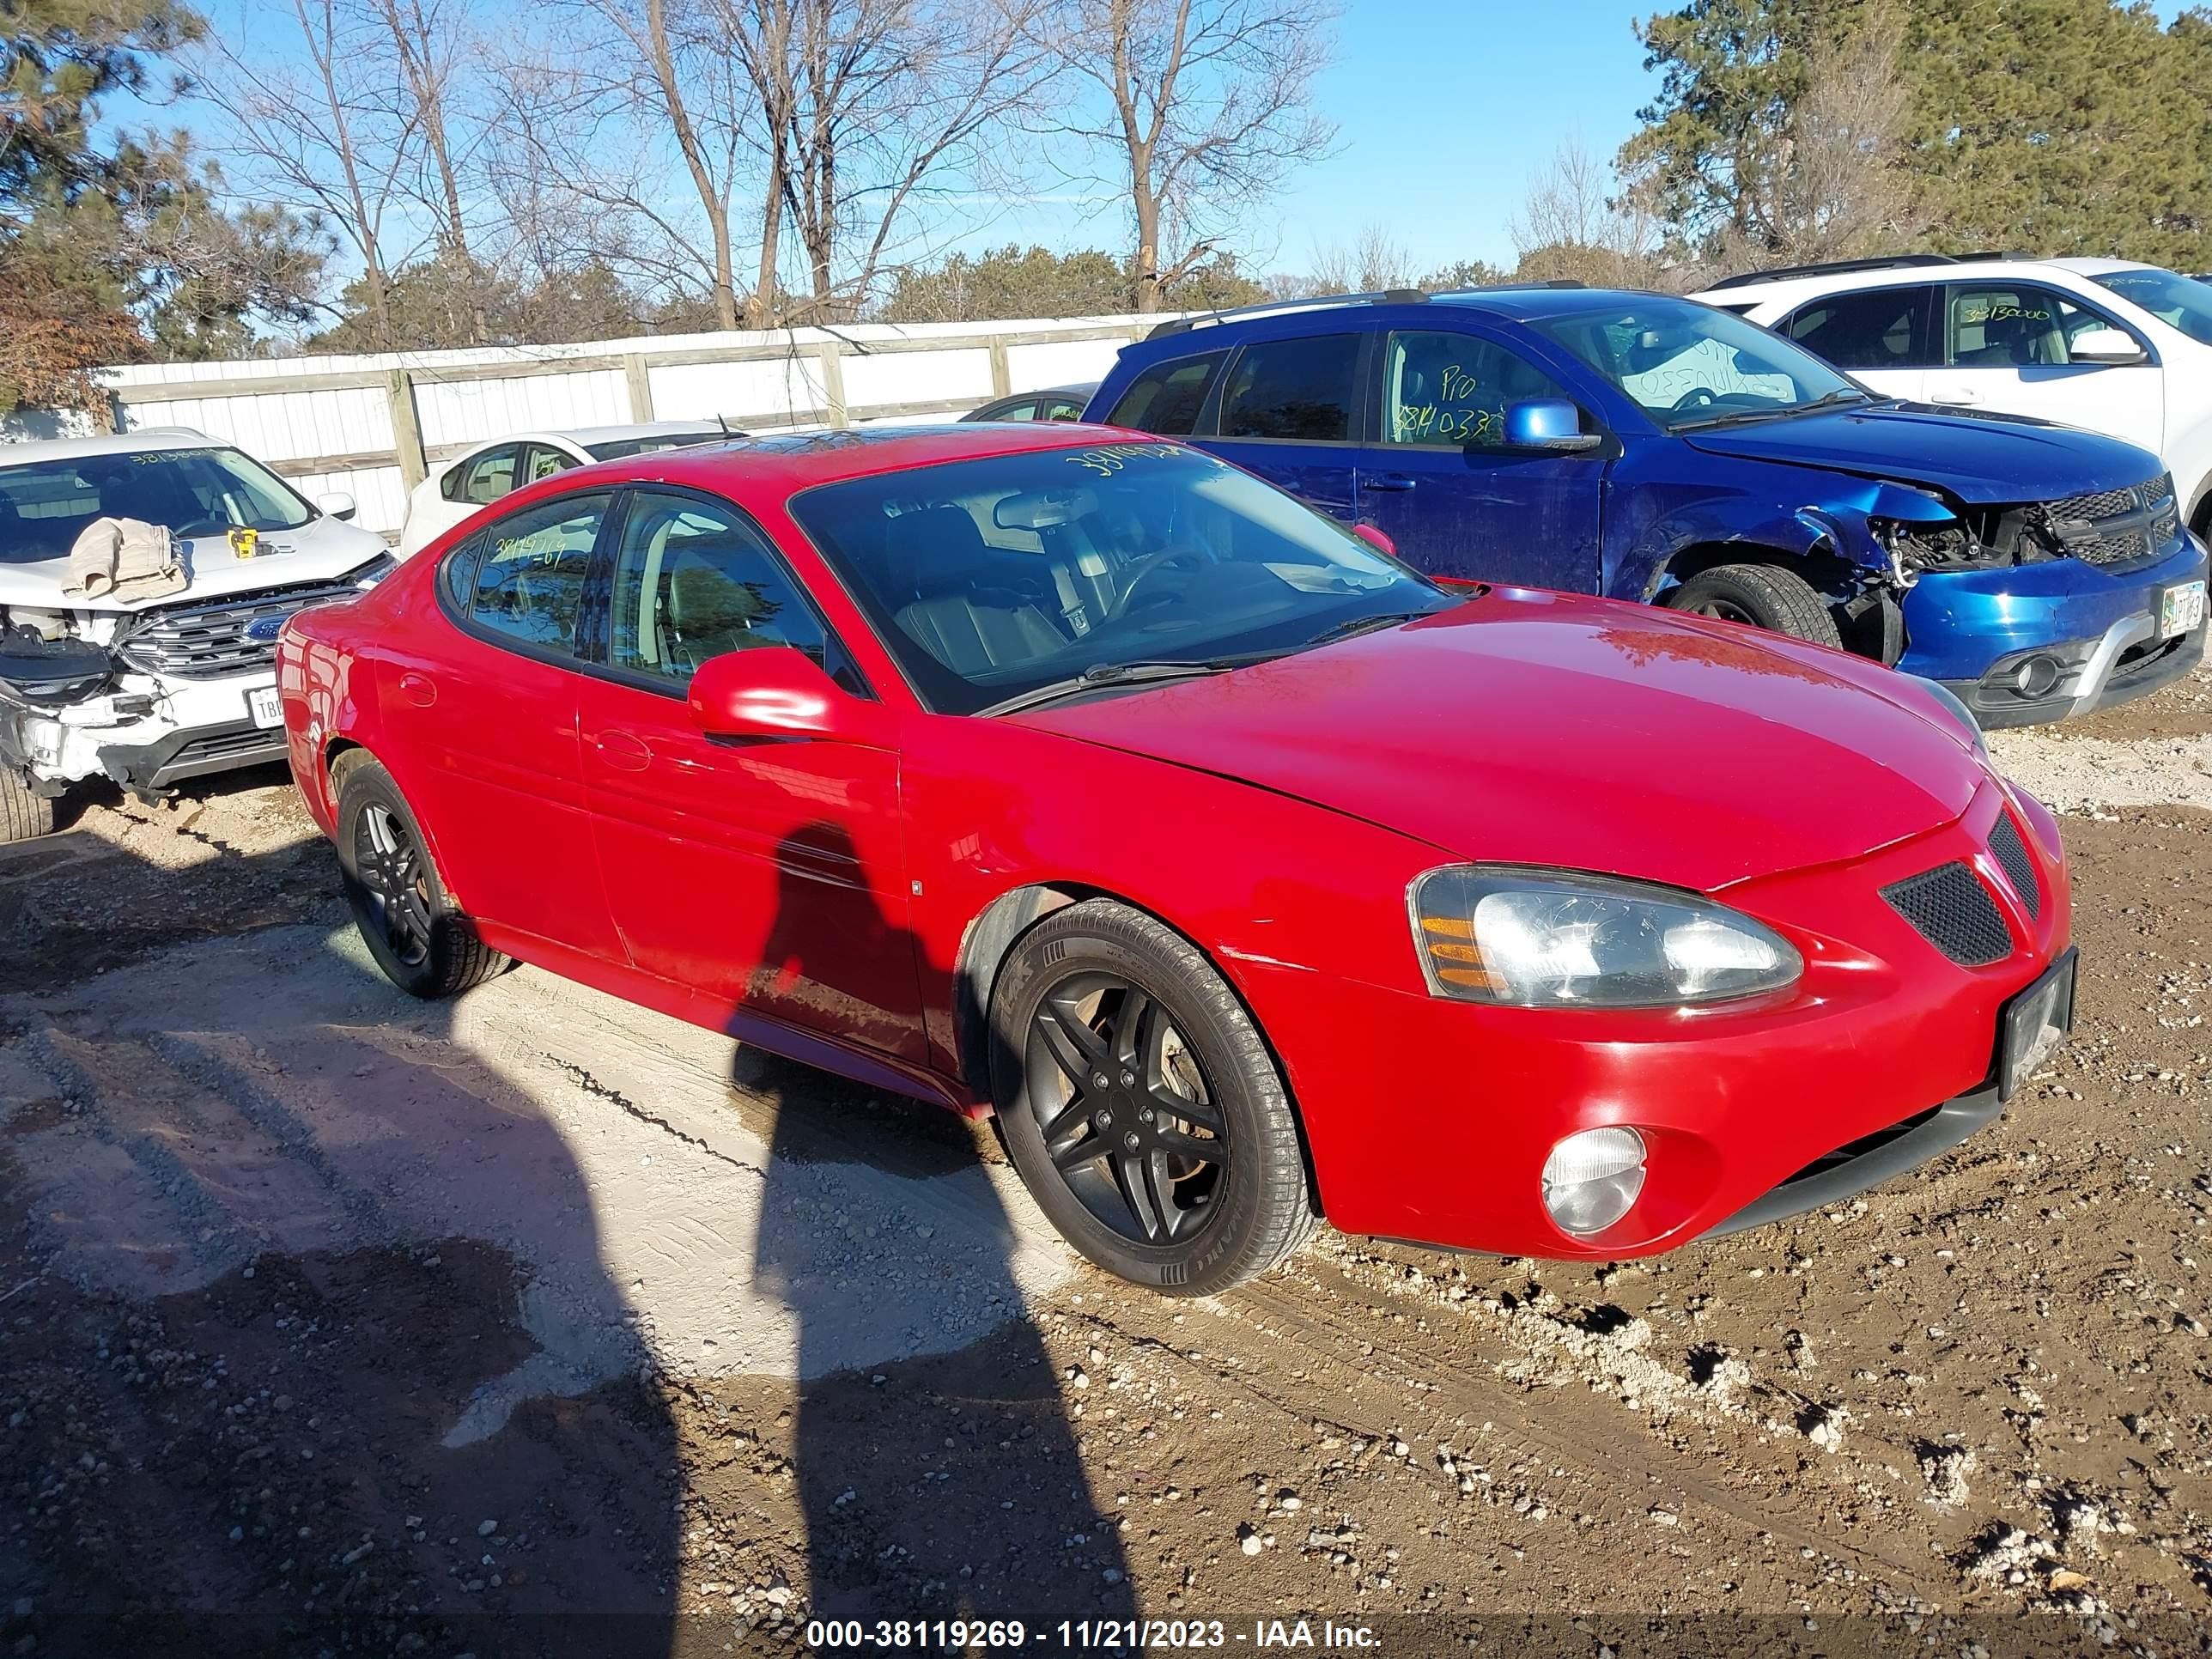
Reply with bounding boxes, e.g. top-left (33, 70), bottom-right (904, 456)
top-left (1775, 283), bottom-right (1937, 403)
top-left (1923, 281), bottom-right (2163, 453)
top-left (1203, 331), bottom-right (1367, 522)
top-left (1353, 325), bottom-right (1605, 591)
